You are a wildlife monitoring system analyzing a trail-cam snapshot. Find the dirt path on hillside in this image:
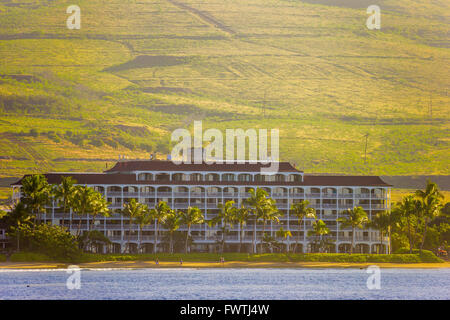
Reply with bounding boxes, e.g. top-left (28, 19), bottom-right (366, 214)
top-left (166, 0), bottom-right (236, 35)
